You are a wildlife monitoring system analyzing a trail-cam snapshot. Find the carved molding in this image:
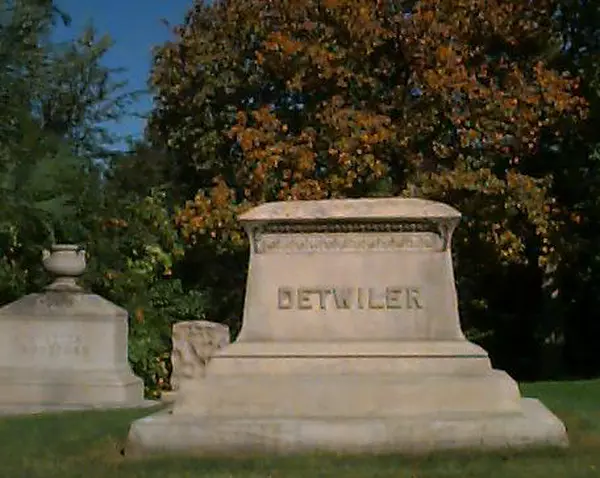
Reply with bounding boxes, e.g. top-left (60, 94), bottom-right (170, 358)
top-left (247, 219), bottom-right (459, 254)
top-left (258, 221), bottom-right (434, 234)
top-left (255, 232), bottom-right (440, 254)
